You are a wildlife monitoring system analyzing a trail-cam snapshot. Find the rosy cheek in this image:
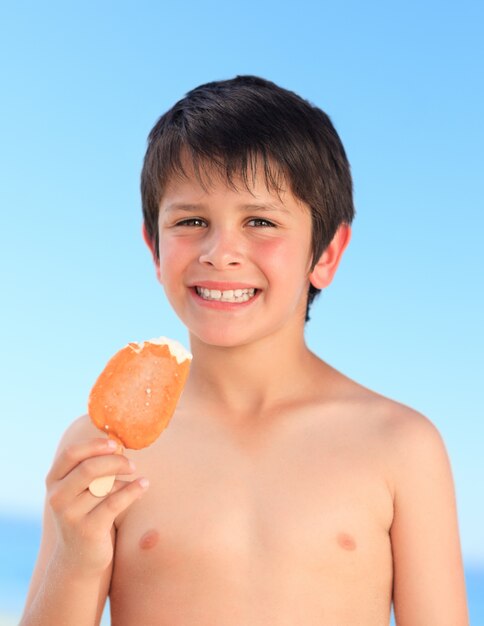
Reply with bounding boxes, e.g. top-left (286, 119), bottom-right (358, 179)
top-left (253, 237), bottom-right (284, 255)
top-left (158, 237), bottom-right (192, 272)
top-left (252, 237), bottom-right (301, 270)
